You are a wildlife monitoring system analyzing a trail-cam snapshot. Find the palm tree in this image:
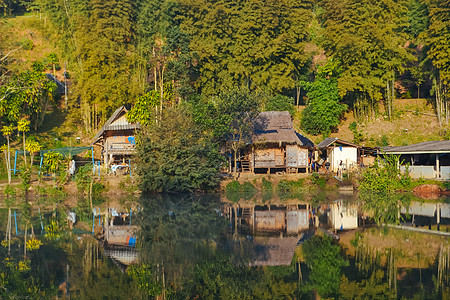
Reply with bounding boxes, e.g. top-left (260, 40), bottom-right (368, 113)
top-left (18, 119), bottom-right (30, 165)
top-left (1, 125), bottom-right (14, 183)
top-left (25, 140), bottom-right (41, 169)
